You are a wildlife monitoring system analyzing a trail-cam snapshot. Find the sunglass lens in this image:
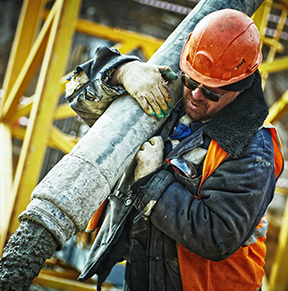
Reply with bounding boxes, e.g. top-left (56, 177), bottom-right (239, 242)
top-left (200, 87), bottom-right (219, 102)
top-left (181, 73), bottom-right (220, 102)
top-left (181, 75), bottom-right (197, 91)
